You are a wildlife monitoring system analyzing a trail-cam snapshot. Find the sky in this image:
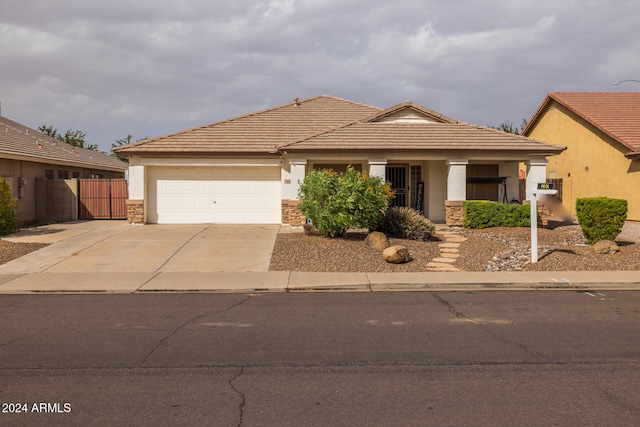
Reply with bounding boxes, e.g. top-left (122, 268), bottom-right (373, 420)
top-left (1, 0), bottom-right (639, 153)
